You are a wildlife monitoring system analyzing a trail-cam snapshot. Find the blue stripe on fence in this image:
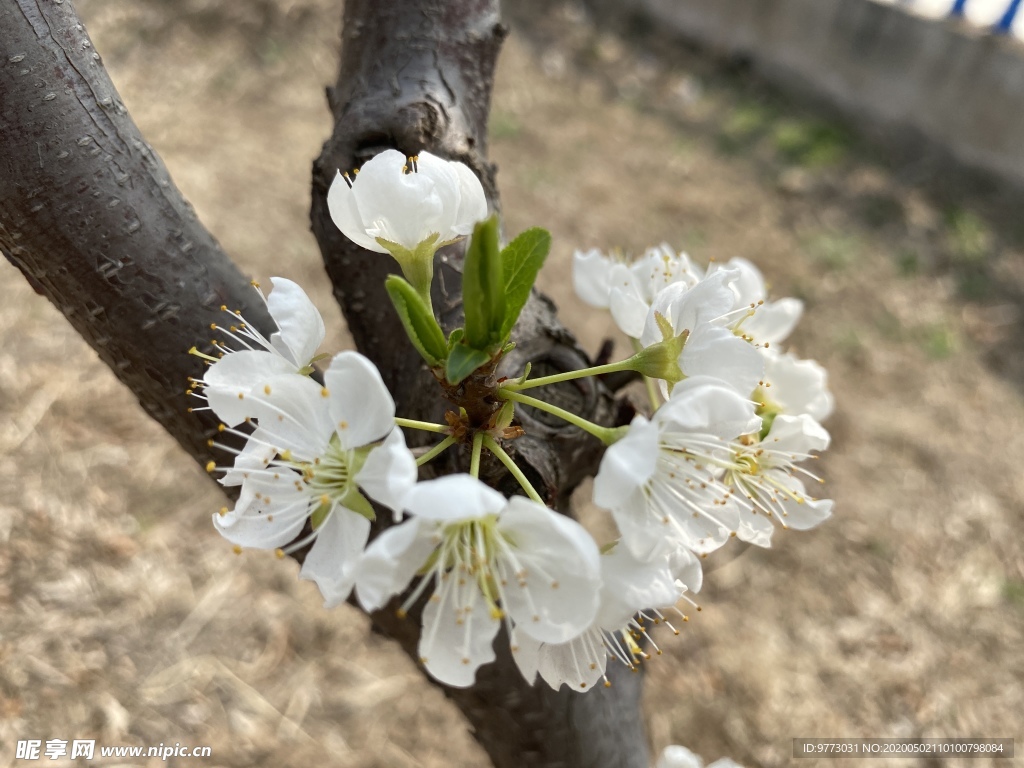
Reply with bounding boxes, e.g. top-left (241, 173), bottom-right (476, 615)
top-left (905, 0), bottom-right (1024, 35)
